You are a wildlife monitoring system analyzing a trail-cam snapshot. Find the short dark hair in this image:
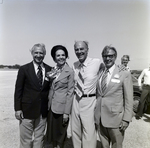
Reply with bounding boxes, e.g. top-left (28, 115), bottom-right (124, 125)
top-left (121, 55), bottom-right (130, 61)
top-left (51, 45), bottom-right (68, 61)
top-left (102, 45), bottom-right (117, 57)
